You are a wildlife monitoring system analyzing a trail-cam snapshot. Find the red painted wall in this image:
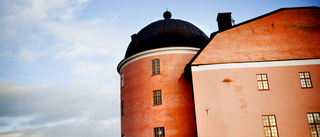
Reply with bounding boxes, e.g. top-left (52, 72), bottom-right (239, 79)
top-left (192, 64), bottom-right (320, 137)
top-left (120, 53), bottom-right (196, 136)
